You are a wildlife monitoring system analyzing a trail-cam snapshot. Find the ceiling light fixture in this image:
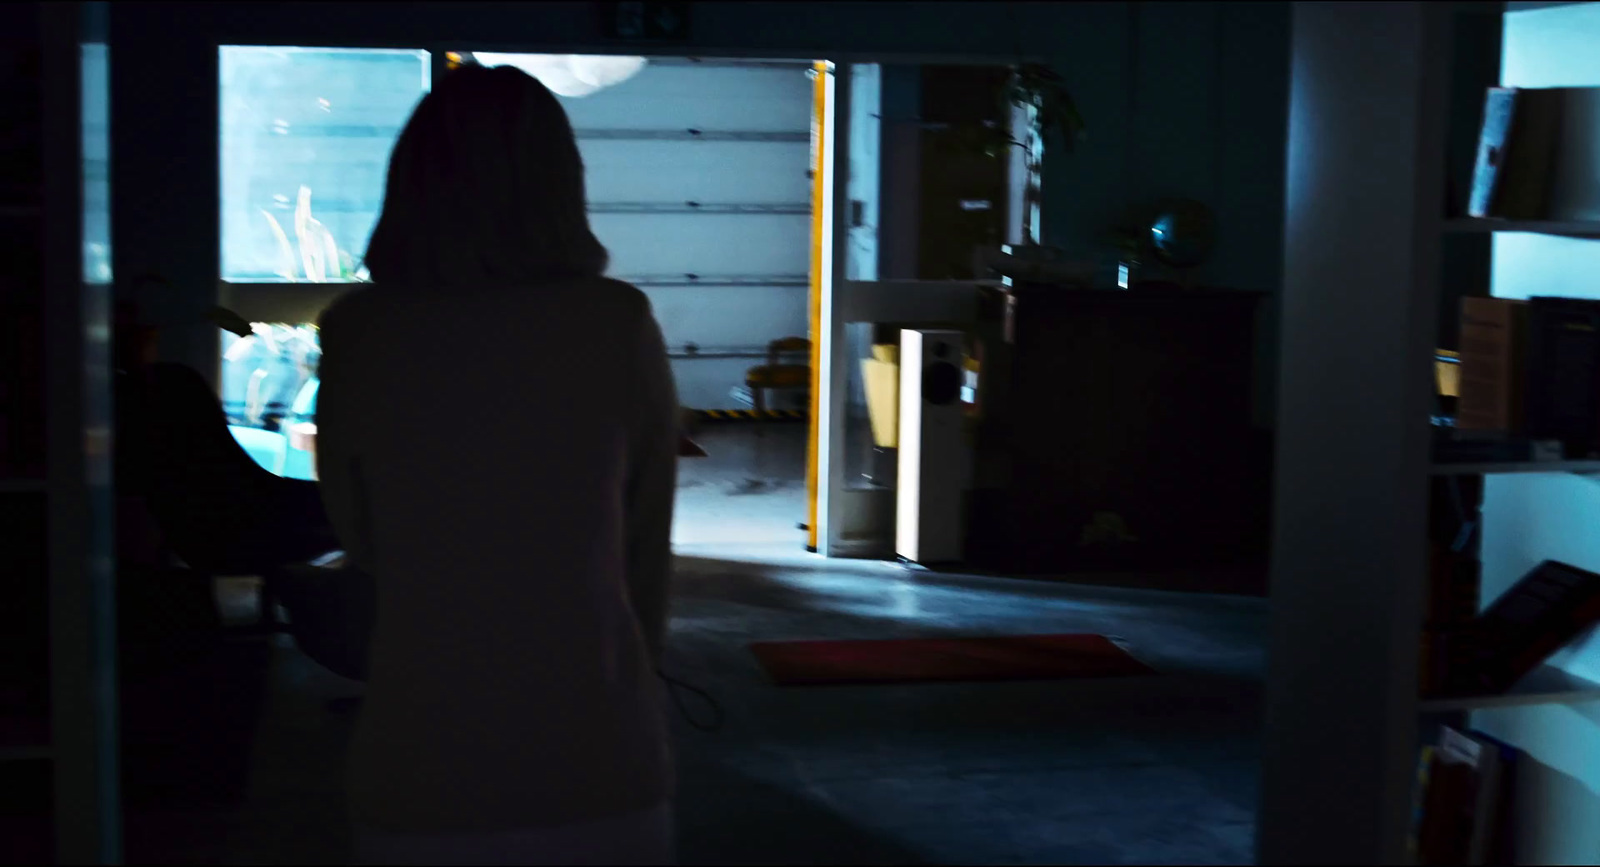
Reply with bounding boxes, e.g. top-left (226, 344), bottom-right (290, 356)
top-left (468, 53), bottom-right (648, 98)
